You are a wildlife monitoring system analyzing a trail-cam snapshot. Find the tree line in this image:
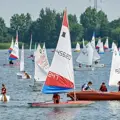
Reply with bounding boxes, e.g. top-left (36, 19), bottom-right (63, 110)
top-left (0, 7), bottom-right (120, 48)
